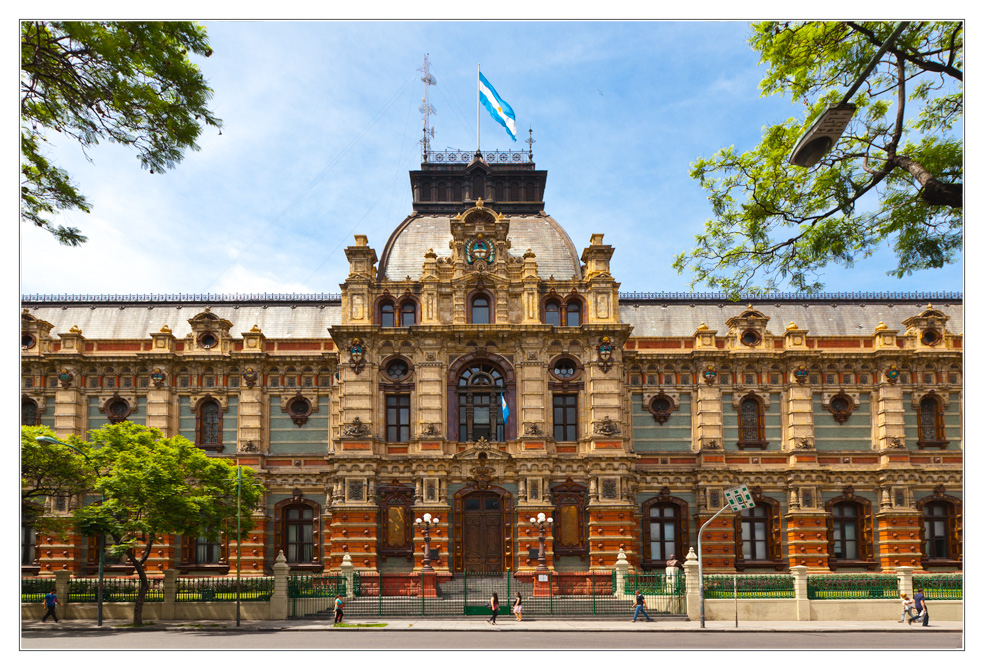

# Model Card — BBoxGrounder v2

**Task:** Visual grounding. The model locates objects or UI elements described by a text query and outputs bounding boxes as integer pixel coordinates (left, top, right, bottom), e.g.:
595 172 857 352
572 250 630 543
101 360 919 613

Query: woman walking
512 592 523 622
488 592 499 624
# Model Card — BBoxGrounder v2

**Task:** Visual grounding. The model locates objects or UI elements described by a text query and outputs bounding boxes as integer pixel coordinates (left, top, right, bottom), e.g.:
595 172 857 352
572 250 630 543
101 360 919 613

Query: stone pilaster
270 551 289 620
145 387 177 437
53 387 86 439
874 383 906 451
790 564 810 621
694 383 723 452
785 385 814 450
785 512 829 569
237 386 267 452
876 510 922 570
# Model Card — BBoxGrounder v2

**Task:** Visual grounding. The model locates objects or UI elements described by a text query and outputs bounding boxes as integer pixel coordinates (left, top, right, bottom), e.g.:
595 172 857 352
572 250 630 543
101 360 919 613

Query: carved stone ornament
523 423 545 437
597 336 615 373
842 485 855 499
794 437 814 450
702 366 717 385
885 365 900 384
150 368 167 388
421 423 440 437
342 417 371 438
239 440 259 453
58 369 73 388
794 365 809 384
887 436 905 449
242 368 259 387
595 415 621 436
933 484 946 498
350 338 366 375
465 234 496 265
701 438 721 450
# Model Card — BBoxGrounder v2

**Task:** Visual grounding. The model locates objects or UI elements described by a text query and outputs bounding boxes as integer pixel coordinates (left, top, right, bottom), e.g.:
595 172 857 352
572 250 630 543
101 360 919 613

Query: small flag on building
479 71 517 141
500 388 510 422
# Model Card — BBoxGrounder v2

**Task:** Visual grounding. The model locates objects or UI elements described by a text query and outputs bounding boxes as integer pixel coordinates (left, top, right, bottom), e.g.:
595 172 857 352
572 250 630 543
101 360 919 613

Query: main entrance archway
452 484 513 573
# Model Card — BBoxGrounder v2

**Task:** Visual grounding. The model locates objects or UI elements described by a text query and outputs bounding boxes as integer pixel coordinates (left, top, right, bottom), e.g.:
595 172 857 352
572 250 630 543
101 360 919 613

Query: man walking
912 588 930 626
41 589 59 623
632 590 652 622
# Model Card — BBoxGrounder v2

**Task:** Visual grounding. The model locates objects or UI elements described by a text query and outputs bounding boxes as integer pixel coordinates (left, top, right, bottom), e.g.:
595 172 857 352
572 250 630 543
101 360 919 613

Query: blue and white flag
479 72 517 141
500 388 510 422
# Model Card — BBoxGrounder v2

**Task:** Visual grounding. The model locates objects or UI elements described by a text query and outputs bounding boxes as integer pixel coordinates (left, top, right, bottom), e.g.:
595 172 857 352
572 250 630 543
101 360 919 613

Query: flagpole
476 63 480 153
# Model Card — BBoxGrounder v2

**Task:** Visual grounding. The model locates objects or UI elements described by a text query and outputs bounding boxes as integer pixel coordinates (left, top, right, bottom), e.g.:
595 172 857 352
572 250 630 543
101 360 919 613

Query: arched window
285 505 314 563
21 398 39 426
917 395 947 448
734 496 783 569
551 480 587 556
544 299 562 326
457 362 505 441
825 497 874 568
379 300 396 328
922 501 955 561
22 523 37 567
641 497 688 569
400 301 417 327
196 399 222 450
737 395 767 449
470 293 492 324
565 300 582 327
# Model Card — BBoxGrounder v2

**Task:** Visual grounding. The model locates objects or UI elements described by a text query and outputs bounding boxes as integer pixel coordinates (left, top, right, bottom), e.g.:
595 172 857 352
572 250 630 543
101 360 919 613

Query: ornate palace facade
21 152 962 577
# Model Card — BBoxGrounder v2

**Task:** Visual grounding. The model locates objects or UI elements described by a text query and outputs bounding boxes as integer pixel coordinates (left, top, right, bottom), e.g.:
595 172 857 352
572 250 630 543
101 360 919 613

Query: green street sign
724 484 753 511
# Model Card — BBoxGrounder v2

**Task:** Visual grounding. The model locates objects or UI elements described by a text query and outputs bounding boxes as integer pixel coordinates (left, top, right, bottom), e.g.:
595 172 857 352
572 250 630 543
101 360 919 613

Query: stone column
53 387 86 440
694 383 723 452
790 564 810 621
613 547 630 600
54 569 71 617
237 385 266 452
270 550 290 620
145 387 177 437
682 547 701 621
161 569 178 620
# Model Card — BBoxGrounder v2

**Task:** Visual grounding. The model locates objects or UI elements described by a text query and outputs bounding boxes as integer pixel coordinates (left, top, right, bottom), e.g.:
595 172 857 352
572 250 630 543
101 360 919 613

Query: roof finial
526 127 535 161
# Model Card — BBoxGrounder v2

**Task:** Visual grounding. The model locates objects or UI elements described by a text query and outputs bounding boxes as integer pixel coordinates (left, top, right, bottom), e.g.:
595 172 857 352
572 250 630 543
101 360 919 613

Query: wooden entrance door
461 493 504 572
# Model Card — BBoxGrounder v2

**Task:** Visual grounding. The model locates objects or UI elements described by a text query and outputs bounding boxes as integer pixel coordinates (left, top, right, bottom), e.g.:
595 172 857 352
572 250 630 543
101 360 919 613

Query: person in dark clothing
912 588 929 626
488 592 499 624
42 590 59 623
632 590 652 622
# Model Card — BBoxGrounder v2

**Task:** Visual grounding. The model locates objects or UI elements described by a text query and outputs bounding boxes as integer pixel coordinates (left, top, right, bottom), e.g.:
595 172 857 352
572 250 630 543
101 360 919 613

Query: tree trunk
894 155 963 208
131 557 149 626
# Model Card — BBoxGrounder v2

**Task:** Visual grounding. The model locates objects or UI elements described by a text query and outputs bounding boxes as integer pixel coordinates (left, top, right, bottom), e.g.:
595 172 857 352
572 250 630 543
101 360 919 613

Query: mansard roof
21 293 962 341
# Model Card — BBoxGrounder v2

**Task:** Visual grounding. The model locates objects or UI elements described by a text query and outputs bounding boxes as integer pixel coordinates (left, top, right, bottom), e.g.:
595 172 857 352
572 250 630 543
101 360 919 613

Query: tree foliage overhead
21 21 221 246
676 21 962 296
21 426 94 528
70 422 264 625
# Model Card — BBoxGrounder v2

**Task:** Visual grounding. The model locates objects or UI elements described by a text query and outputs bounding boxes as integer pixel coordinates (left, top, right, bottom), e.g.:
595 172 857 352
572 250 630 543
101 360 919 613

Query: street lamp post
235 465 242 627
414 513 439 572
529 512 553 572
36 435 104 627
788 21 910 167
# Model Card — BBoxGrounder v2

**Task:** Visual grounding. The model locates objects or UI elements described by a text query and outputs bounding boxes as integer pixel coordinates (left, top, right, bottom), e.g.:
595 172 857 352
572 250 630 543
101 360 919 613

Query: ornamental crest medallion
150 368 167 388
350 338 366 374
597 336 615 373
465 234 495 265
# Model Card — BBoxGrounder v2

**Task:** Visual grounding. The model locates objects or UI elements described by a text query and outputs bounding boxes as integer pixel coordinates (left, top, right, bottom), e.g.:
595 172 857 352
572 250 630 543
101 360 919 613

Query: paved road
21 629 962 650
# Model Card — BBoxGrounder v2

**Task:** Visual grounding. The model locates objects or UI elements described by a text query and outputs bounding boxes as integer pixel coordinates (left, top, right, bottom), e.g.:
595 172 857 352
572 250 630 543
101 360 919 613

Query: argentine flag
500 388 510 423
479 72 517 141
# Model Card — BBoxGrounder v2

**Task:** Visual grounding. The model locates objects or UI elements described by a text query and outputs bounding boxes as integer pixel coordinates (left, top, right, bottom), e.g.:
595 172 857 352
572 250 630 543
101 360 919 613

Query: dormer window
379 300 396 327
545 300 561 326
400 301 417 327
566 301 581 327
198 332 218 349
740 330 761 347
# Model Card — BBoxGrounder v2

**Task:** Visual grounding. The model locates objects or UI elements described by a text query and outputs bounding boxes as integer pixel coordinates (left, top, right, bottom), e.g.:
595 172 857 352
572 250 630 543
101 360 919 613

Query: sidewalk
22 617 963 634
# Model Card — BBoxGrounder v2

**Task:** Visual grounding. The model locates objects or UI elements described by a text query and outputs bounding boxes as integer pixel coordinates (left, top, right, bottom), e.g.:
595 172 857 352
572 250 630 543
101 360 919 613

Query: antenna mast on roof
418 54 437 162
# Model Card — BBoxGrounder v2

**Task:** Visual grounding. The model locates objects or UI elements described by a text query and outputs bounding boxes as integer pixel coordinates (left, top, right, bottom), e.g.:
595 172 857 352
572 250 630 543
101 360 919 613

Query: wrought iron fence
913 573 962 600
177 577 274 602
704 574 795 599
618 291 962 302
67 577 165 602
21 578 56 603
806 574 900 600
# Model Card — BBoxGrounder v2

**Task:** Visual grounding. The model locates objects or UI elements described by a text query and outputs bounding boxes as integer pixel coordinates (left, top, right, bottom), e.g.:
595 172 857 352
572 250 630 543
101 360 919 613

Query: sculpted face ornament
597 336 615 373
350 338 366 374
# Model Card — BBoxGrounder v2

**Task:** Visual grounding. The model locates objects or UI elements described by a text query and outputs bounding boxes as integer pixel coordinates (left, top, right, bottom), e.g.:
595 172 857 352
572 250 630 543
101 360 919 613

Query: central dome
376 212 583 282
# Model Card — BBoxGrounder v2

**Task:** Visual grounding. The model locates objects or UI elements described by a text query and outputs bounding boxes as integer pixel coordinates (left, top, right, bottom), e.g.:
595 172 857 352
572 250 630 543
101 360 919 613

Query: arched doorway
453 484 513 573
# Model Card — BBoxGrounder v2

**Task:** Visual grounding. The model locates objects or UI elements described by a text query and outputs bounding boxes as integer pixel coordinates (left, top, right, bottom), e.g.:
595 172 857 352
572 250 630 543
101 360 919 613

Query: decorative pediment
454 437 512 462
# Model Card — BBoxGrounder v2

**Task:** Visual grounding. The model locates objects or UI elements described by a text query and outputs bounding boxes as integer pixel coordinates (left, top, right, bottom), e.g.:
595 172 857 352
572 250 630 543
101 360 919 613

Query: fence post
54 570 70 616
270 550 290 620
682 547 701 621
340 553 355 598
614 547 630 600
791 564 810 621
162 569 177 620
896 565 914 598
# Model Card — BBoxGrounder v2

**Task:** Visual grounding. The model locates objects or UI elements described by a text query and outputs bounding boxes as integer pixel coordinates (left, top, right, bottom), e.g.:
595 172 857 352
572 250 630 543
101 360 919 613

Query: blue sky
18 20 964 297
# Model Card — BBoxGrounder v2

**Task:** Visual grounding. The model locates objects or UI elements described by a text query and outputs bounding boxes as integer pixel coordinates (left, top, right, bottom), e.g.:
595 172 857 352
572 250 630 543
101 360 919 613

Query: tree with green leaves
21 21 222 246
676 21 962 297
21 426 94 531
71 422 264 625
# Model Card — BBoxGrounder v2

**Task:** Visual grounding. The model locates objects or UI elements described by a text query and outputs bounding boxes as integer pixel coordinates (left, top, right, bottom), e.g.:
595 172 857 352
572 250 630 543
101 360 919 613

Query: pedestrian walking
632 590 652 622
333 595 344 624
512 592 523 622
899 593 916 623
488 592 499 624
41 590 59 623
912 588 930 627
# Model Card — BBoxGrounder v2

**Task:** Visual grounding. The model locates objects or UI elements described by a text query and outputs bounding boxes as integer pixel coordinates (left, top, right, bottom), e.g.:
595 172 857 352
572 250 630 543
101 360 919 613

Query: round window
385 359 410 381
552 358 577 379
921 330 941 346
830 397 851 413
199 332 219 349
651 397 672 414
289 398 311 415
740 330 761 346
22 333 36 349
